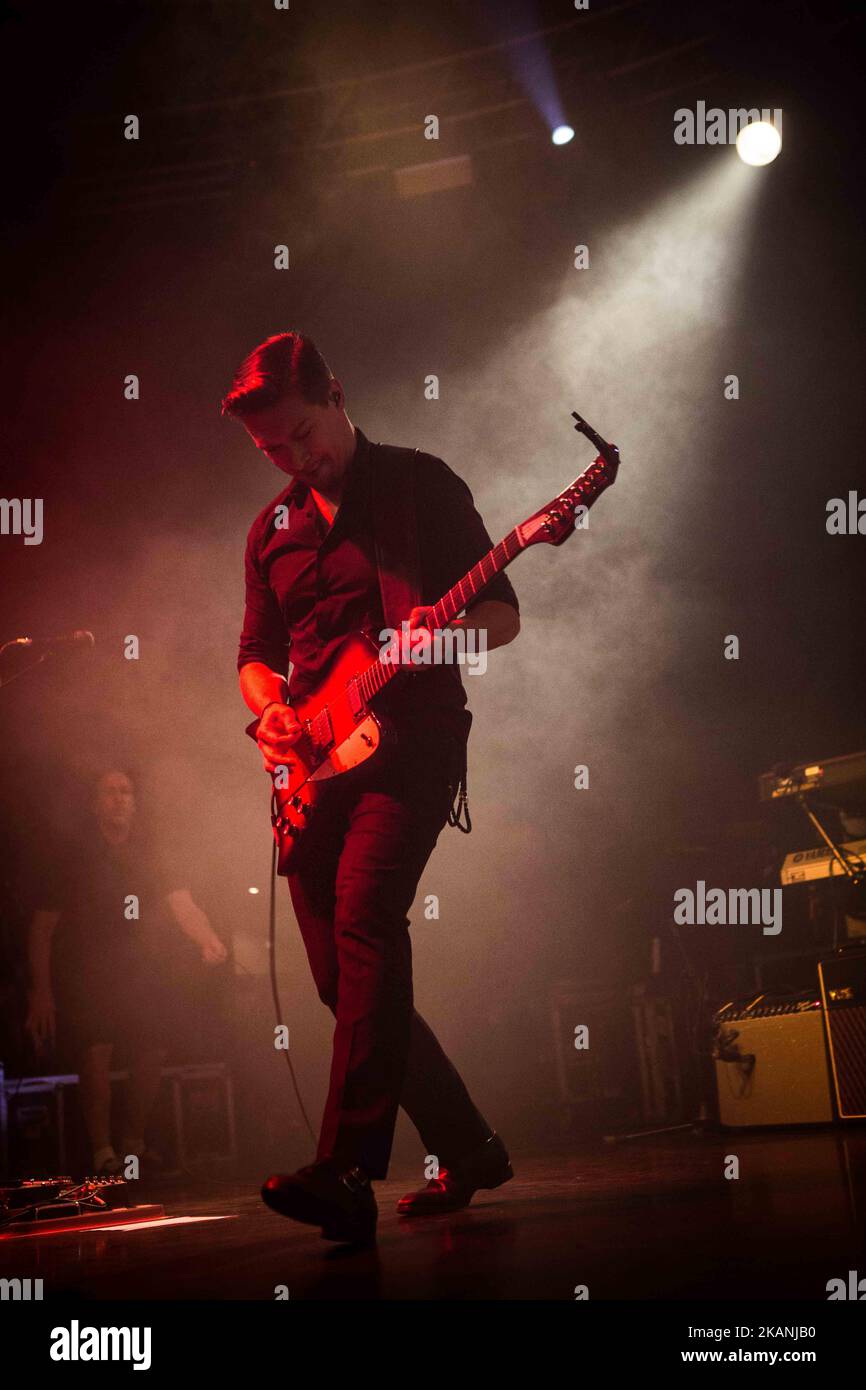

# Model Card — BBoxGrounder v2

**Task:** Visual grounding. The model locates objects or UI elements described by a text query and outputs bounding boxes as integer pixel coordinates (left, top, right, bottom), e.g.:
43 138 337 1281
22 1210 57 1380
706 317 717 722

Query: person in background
25 767 227 1177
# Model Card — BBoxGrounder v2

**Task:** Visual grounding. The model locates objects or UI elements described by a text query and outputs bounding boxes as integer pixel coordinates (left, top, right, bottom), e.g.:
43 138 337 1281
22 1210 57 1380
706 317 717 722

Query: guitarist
223 331 521 1244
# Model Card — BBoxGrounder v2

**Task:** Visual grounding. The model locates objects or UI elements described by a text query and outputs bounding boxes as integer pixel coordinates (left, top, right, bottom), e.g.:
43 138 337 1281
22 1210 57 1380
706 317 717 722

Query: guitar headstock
518 443 621 548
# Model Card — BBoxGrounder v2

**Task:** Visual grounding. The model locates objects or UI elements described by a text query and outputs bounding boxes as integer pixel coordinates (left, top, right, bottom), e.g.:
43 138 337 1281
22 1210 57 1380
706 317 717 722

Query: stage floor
4 1127 866 1300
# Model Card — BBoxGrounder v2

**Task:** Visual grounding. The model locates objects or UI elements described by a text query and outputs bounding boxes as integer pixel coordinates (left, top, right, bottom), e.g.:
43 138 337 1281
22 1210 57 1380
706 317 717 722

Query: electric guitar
248 412 621 874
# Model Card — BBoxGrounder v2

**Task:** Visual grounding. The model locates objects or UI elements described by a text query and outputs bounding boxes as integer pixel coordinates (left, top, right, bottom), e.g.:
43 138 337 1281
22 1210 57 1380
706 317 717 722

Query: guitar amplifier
818 951 866 1119
713 994 835 1127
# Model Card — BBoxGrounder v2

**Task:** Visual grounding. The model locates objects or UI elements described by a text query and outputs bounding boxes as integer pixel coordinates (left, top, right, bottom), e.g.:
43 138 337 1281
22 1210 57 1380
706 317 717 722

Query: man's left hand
400 606 439 672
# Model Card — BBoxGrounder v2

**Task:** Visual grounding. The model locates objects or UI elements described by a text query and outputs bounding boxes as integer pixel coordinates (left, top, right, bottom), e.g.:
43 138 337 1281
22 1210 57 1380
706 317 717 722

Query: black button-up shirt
237 426 519 747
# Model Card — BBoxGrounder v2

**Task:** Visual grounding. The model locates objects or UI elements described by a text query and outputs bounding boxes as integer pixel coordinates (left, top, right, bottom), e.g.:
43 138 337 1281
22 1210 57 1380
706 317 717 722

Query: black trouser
286 732 492 1179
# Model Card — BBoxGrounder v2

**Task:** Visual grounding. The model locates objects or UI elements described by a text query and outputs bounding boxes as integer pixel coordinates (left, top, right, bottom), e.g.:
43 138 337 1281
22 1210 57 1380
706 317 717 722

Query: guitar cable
267 813 318 1146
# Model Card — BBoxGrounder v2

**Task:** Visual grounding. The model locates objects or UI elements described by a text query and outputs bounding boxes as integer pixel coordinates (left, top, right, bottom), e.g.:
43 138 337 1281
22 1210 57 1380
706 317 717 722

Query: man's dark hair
221 332 334 417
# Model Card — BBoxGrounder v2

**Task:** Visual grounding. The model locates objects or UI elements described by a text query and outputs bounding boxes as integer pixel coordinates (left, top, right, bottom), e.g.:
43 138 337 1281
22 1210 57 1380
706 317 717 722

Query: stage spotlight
736 120 781 166
552 125 575 146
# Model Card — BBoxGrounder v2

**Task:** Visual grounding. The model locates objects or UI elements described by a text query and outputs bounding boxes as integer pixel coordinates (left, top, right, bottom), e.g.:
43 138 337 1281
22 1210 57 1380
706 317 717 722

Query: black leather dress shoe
261 1161 377 1244
397 1131 513 1216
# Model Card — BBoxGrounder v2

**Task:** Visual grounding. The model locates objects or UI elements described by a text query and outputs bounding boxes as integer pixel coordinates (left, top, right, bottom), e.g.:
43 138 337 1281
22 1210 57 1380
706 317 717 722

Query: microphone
4 630 96 654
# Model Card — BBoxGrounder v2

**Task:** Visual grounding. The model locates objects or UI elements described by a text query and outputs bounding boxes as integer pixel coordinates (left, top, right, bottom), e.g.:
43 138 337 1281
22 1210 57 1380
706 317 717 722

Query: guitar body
264 630 394 874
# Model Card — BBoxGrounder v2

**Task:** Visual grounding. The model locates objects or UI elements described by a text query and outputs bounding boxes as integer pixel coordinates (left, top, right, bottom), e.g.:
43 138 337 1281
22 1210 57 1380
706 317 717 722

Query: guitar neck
431 526 524 629
356 527 524 705
356 438 619 707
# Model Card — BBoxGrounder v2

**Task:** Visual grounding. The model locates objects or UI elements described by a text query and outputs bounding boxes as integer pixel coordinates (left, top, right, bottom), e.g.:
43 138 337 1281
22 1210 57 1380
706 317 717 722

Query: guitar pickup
346 678 366 721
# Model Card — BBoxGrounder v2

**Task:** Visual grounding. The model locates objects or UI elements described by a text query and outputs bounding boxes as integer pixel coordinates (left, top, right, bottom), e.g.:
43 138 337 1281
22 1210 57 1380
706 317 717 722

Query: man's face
241 387 349 493
94 771 135 828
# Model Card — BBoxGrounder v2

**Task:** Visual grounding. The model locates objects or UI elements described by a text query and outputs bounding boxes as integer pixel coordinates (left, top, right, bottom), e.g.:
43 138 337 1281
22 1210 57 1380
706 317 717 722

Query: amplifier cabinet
819 952 866 1119
714 1005 834 1127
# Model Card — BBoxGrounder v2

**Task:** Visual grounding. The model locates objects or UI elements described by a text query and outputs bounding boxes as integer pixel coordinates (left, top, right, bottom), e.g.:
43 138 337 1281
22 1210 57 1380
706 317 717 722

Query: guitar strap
370 444 422 634
370 443 471 834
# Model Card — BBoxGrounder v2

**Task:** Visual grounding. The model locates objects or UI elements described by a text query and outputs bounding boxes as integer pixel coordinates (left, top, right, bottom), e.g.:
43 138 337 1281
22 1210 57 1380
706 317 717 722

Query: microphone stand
0 637 93 691
0 639 63 690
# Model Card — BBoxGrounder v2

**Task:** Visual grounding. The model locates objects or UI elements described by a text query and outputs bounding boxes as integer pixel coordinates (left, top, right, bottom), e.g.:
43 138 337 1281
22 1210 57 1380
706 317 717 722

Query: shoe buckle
340 1166 370 1195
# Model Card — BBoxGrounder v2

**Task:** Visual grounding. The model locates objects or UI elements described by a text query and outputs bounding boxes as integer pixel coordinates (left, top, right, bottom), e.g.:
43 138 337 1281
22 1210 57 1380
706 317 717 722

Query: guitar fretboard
355 525 524 705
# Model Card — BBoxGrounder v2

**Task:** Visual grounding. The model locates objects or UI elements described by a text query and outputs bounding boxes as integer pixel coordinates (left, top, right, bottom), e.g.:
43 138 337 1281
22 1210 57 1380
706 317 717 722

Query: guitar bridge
304 707 334 752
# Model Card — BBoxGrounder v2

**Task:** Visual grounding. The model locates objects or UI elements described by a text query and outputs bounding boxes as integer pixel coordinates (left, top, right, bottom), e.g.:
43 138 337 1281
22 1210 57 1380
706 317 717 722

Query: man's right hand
26 987 56 1052
256 702 304 774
